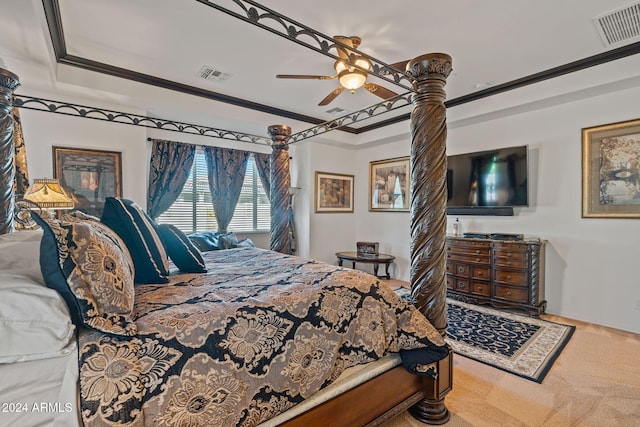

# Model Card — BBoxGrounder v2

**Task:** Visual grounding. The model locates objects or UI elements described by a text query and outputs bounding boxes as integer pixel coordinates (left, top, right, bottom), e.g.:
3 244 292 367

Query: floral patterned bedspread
78 247 446 426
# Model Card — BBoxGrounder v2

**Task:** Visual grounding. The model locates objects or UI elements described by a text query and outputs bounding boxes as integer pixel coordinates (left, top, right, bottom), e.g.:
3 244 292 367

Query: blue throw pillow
101 197 169 283
188 231 221 252
31 211 137 336
156 224 207 273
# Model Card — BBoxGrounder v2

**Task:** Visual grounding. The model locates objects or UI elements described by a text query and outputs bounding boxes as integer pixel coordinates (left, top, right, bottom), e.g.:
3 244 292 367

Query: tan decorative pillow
32 211 137 336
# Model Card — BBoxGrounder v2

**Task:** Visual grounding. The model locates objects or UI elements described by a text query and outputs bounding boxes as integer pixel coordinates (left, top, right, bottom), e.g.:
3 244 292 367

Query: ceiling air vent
593 1 640 48
325 107 346 115
197 66 232 82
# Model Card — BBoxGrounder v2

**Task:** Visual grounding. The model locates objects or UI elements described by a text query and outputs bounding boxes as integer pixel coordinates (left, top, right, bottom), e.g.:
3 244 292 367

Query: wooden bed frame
0 50 454 425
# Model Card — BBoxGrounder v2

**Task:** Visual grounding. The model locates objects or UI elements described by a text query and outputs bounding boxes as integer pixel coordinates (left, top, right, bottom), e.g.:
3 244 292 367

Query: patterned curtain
254 151 271 200
203 146 249 233
147 139 195 220
12 108 29 199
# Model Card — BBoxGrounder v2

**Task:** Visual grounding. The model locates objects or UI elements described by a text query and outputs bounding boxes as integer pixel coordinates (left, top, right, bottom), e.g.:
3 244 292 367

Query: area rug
394 288 575 383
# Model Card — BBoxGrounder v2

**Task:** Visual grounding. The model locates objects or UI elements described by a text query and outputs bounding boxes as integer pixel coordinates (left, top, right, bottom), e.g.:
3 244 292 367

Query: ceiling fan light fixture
334 59 349 74
354 56 372 71
338 69 367 91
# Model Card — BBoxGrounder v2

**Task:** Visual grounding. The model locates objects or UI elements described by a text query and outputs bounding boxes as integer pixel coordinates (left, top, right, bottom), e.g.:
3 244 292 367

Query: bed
0 35 453 427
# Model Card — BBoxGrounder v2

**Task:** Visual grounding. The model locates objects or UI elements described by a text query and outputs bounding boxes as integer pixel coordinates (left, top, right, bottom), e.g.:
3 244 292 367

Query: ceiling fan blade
364 83 399 100
318 87 345 106
276 74 336 80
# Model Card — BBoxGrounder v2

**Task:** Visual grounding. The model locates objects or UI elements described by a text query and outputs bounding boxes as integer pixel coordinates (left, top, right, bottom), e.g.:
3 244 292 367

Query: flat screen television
446 145 528 215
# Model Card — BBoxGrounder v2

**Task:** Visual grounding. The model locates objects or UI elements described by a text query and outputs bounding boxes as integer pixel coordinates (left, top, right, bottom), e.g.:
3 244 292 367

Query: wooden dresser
446 235 547 316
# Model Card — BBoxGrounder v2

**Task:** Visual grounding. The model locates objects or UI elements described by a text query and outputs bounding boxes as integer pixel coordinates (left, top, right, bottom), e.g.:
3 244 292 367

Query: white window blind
157 149 270 234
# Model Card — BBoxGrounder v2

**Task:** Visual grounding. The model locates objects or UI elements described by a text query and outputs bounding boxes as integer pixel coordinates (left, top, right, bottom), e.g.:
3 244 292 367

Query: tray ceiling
2 0 640 144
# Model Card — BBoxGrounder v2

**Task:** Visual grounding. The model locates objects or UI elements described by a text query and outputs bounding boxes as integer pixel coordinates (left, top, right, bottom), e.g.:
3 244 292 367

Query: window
157 148 270 234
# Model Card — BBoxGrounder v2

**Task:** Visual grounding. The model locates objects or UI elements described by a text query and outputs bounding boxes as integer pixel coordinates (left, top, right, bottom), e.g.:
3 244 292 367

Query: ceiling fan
276 36 402 106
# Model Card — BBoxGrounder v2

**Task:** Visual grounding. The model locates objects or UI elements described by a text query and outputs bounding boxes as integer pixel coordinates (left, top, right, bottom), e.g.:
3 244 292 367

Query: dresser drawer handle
507 291 512 296
477 271 483 276
507 275 512 280
476 258 480 262
477 287 483 292
507 253 512 257
507 261 512 265
458 282 465 289
458 267 464 273
475 249 480 254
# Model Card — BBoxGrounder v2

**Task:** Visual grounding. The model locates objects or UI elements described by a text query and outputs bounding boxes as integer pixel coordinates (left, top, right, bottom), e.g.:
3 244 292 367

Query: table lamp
23 177 74 212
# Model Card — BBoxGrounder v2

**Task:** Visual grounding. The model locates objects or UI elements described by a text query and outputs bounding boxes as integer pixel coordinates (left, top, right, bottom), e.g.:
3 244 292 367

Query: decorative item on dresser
446 235 547 316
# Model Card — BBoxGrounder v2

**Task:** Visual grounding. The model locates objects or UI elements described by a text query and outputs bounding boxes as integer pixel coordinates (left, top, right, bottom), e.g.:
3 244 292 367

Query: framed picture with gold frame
314 171 354 213
582 118 640 218
369 156 410 212
53 146 122 217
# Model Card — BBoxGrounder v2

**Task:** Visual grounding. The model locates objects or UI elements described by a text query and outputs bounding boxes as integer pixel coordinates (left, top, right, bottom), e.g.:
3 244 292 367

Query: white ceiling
2 0 640 145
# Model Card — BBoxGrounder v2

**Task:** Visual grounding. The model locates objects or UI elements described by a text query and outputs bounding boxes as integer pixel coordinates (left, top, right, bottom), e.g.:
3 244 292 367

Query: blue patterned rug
394 288 575 383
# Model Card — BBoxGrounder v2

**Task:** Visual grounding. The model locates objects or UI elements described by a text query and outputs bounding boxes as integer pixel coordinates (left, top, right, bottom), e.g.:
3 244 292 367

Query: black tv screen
447 145 528 208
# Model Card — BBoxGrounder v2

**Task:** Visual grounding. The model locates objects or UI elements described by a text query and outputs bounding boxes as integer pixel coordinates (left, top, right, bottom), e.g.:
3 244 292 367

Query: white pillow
0 273 75 363
0 230 45 284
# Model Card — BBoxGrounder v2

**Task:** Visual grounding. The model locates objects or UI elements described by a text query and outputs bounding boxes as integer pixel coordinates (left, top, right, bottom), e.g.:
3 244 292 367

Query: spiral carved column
0 68 20 235
12 108 30 199
406 53 453 425
407 53 452 334
268 125 293 254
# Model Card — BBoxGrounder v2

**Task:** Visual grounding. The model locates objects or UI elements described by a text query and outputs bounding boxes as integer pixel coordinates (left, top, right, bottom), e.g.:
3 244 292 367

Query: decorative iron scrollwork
196 0 415 91
288 92 413 144
13 95 272 146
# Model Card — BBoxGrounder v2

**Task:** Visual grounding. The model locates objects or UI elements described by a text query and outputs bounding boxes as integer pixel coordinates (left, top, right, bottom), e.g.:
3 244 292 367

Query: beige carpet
384 282 640 426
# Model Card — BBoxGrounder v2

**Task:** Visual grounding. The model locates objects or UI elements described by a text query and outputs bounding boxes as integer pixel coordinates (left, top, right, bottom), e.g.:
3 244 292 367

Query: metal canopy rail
17 0 425 144
195 0 416 92
14 92 417 145
288 92 414 144
13 95 272 146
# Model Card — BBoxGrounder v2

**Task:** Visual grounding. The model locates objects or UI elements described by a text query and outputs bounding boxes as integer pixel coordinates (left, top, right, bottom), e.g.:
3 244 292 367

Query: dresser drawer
453 263 470 277
493 285 528 303
492 242 527 252
448 246 491 256
470 281 490 296
493 256 528 269
446 252 491 265
471 266 490 280
452 278 469 293
494 269 528 286
446 276 454 290
446 261 454 274
447 239 491 250
493 248 528 259
447 245 491 257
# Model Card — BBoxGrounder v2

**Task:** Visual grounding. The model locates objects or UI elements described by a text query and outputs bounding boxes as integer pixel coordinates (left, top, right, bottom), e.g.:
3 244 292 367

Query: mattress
0 343 81 427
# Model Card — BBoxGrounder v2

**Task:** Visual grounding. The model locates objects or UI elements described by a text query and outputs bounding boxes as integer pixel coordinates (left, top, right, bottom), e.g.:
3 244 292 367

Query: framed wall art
369 156 410 212
582 118 640 218
53 146 122 217
315 171 354 213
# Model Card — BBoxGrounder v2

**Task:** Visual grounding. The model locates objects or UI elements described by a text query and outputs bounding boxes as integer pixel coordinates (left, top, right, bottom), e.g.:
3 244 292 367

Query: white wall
294 142 358 263
14 72 640 334
349 85 640 334
18 104 273 250
20 109 149 205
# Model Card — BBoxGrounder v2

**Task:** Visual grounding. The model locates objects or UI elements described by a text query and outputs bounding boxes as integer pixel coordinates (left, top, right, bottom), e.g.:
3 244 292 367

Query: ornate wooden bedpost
406 53 453 424
268 124 293 254
0 67 20 235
